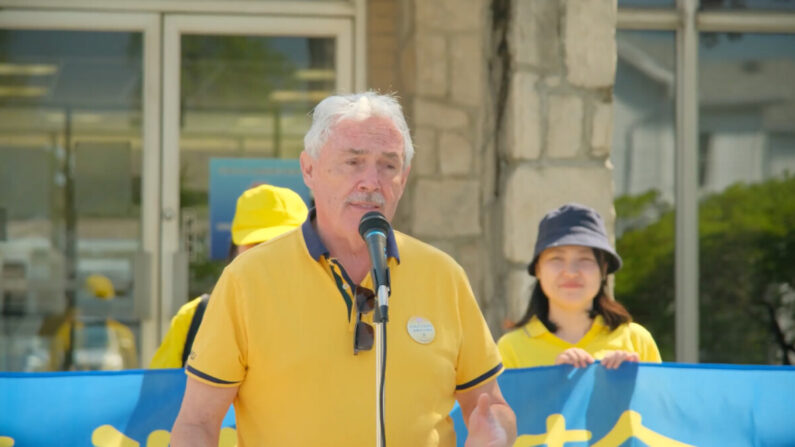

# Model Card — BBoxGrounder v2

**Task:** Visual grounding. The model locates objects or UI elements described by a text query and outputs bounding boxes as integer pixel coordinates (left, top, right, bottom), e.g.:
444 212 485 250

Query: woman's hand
600 350 640 369
554 348 595 368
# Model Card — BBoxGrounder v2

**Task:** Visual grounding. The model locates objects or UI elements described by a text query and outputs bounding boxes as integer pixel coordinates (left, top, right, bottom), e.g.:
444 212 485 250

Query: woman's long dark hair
227 241 239 263
513 249 632 332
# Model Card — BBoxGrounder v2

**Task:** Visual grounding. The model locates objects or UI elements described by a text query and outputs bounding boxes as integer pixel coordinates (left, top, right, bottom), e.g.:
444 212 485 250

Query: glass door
161 15 354 336
0 11 161 371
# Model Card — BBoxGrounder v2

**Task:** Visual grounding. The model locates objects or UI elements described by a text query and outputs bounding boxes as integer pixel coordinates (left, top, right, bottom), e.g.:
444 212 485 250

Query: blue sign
208 158 311 260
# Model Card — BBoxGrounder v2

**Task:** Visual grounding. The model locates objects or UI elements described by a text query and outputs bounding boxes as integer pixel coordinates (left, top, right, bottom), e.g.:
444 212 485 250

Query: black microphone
358 211 391 291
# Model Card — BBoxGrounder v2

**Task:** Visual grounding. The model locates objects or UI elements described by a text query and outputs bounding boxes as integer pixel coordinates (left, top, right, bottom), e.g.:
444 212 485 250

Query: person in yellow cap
48 274 138 370
85 273 116 299
149 184 308 368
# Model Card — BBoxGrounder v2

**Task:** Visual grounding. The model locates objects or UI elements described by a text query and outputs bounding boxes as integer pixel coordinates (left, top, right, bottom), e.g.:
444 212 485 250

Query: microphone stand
374 281 389 447
359 211 392 447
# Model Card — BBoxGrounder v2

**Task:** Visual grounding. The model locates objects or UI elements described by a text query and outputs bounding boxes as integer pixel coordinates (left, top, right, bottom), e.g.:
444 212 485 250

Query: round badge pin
407 316 435 344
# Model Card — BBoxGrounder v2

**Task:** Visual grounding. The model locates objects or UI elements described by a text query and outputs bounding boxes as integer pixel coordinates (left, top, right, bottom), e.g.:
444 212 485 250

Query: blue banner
0 369 235 447
2 363 794 446
452 362 795 446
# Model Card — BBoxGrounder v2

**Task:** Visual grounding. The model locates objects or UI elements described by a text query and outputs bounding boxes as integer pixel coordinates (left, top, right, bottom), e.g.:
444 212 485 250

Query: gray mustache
346 192 385 206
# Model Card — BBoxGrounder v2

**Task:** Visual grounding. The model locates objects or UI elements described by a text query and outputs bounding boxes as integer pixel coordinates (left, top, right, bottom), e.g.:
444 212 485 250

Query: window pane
612 31 677 360
179 35 335 298
700 0 795 11
0 30 144 371
619 0 675 8
698 33 795 364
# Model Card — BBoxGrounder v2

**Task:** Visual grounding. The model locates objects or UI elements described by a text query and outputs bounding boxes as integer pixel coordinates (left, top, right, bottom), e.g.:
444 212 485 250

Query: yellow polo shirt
186 218 502 446
497 315 661 368
149 296 203 369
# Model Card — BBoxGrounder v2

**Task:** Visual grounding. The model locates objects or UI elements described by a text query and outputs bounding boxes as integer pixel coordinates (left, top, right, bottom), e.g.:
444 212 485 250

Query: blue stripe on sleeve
186 365 240 385
455 363 504 391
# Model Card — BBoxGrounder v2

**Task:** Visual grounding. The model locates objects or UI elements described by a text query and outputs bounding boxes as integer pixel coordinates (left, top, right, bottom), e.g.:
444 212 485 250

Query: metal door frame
160 13 357 339
0 10 162 364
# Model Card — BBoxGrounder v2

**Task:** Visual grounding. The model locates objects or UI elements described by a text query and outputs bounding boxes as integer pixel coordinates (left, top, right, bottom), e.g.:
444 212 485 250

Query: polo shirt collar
525 314 606 338
301 208 400 263
526 317 549 338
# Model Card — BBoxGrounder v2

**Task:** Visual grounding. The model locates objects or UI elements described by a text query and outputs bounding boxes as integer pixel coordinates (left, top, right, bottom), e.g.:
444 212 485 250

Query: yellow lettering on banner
90 425 237 447
219 427 238 447
0 436 15 447
91 425 139 447
513 411 693 447
591 411 694 447
514 414 591 447
145 430 170 447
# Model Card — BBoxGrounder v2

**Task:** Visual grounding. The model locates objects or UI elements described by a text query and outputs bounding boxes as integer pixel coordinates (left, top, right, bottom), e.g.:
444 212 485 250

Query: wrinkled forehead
325 115 404 155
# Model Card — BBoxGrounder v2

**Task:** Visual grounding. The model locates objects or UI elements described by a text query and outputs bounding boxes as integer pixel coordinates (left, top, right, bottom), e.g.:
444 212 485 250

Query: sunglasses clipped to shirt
354 286 376 355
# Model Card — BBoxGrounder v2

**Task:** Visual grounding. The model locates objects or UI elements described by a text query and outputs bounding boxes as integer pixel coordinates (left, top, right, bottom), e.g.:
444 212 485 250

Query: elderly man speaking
171 92 516 447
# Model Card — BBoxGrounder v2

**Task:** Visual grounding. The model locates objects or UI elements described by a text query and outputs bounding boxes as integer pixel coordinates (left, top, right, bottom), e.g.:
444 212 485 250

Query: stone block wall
367 0 398 92
501 0 618 327
369 0 619 335
388 0 498 329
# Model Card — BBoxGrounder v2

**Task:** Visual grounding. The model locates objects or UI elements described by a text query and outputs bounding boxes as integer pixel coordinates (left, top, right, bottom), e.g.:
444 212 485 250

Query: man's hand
456 380 517 447
464 393 511 447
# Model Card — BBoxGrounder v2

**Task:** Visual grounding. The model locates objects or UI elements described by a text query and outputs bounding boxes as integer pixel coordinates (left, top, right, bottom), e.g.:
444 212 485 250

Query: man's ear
299 151 314 187
394 163 411 202
400 164 411 188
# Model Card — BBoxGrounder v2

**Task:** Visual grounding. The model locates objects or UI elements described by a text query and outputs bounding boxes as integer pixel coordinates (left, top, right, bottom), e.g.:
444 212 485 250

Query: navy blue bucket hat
528 203 622 276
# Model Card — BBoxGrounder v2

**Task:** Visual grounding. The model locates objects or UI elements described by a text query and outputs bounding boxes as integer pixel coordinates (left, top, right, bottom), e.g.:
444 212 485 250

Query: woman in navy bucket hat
498 203 661 369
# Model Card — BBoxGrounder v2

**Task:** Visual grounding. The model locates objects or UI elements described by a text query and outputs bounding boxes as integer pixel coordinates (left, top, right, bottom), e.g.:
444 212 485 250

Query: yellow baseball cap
85 274 115 299
231 184 309 246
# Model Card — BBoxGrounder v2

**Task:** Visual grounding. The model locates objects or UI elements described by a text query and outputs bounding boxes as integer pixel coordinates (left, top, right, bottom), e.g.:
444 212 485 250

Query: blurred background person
48 273 137 371
149 184 308 368
498 203 661 369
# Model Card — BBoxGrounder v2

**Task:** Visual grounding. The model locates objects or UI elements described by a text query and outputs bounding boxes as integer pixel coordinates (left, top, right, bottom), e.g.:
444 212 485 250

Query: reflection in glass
612 30 677 360
618 0 675 8
0 30 143 371
698 33 795 364
178 35 335 298
699 0 795 11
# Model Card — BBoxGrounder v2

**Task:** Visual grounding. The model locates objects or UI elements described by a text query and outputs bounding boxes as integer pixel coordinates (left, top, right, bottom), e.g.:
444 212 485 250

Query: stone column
501 0 619 325
382 0 619 335
367 0 398 92
391 0 499 327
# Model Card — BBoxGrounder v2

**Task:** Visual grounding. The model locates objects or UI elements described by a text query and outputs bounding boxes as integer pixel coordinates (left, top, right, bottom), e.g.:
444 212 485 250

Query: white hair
303 91 414 168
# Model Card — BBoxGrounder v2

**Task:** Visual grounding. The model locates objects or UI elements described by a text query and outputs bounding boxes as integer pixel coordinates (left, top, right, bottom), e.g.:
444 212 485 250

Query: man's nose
357 163 380 191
